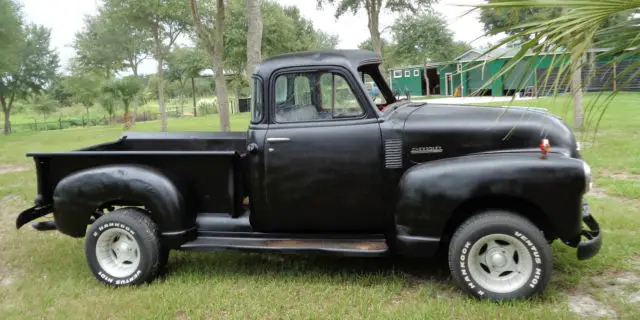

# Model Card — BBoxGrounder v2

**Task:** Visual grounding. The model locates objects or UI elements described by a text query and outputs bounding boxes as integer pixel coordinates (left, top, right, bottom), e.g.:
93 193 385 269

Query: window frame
404 70 410 77
393 70 403 78
413 69 420 77
250 76 264 124
269 66 373 125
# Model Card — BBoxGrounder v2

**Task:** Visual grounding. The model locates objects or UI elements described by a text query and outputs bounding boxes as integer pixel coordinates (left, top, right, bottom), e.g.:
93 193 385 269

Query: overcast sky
19 0 498 75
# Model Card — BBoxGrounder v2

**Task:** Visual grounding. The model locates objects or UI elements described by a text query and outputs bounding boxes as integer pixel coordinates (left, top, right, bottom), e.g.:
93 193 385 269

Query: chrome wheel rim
467 234 534 294
95 228 140 278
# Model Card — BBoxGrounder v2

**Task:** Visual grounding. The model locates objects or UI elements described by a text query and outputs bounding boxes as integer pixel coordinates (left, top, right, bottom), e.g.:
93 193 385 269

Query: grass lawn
0 93 639 319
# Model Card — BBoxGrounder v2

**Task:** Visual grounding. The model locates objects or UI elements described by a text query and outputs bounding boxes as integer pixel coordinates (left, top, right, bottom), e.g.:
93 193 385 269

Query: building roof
254 49 382 78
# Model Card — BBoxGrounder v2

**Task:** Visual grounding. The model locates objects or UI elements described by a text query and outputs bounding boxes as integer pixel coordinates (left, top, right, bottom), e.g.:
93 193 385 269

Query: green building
389 47 640 97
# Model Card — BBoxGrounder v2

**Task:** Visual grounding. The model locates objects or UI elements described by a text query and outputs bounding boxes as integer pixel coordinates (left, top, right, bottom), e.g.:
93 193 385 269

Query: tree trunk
570 49 584 131
2 107 10 136
215 0 230 132
246 0 263 87
191 77 197 116
154 23 167 132
366 1 384 73
123 101 133 130
423 60 430 96
1 94 13 135
157 58 167 131
132 66 139 125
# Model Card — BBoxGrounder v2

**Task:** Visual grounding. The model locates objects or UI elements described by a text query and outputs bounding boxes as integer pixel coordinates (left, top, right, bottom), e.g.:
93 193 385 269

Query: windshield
358 64 397 112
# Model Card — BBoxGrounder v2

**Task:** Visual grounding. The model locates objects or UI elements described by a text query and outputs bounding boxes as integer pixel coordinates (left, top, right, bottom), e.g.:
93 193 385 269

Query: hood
400 103 579 163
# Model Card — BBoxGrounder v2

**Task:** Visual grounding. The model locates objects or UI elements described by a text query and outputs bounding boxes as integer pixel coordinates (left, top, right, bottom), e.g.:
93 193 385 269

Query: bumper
16 204 53 230
575 201 602 260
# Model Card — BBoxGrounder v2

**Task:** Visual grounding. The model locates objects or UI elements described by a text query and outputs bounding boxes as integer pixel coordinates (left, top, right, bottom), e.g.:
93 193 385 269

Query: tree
73 14 123 78
0 25 59 135
358 38 401 67
65 63 105 116
391 12 458 96
191 0 231 132
103 76 143 129
98 91 119 125
74 6 152 125
314 31 340 50
0 0 22 76
474 0 637 131
246 0 263 85
29 94 58 121
104 0 192 132
49 76 73 107
317 0 438 71
166 46 209 116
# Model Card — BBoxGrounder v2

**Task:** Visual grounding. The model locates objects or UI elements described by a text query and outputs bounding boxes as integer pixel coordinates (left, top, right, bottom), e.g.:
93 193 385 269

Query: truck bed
28 131 248 217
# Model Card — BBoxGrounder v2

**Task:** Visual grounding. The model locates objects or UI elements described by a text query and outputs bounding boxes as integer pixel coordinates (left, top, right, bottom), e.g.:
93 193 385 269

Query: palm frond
464 0 639 135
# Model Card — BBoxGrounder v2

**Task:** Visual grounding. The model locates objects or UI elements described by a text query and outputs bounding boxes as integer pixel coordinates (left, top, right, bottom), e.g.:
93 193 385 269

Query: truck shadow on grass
165 250 453 288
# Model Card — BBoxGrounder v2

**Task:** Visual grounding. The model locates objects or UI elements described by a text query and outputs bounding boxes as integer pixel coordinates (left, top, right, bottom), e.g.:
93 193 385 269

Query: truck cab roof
253 49 383 79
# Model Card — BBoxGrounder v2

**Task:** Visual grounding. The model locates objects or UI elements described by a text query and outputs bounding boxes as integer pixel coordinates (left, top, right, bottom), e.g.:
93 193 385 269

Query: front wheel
448 211 553 300
85 208 163 286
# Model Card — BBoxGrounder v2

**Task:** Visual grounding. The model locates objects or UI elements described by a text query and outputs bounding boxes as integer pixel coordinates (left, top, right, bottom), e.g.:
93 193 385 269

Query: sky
19 0 499 75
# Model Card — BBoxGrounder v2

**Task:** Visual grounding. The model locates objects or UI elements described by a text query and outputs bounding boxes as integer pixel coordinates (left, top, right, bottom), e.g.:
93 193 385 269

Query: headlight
582 161 592 193
576 142 581 151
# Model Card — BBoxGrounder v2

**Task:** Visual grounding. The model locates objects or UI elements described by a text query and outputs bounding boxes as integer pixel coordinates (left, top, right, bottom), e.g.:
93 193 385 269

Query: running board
180 235 389 257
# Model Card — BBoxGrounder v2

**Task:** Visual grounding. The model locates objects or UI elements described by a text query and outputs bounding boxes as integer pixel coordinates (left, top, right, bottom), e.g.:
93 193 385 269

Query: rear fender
394 153 587 256
52 165 193 247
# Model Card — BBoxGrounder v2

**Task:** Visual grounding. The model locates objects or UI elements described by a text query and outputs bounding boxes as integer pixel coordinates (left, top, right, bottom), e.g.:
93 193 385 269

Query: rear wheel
448 211 553 300
85 208 163 286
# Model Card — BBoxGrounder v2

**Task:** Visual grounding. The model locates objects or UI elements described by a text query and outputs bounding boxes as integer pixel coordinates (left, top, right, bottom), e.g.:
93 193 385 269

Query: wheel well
441 195 556 244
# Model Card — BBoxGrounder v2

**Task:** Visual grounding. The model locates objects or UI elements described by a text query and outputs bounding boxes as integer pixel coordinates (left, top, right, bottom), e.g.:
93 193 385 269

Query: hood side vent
384 139 403 169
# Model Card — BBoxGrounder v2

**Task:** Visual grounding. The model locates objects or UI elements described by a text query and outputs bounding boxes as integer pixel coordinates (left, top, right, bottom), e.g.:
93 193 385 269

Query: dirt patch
0 274 15 287
598 170 640 181
0 164 29 175
568 295 617 318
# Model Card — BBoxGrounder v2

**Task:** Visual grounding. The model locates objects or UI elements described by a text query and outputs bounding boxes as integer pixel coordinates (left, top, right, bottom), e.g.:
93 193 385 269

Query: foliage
73 5 153 77
97 92 119 122
28 94 59 120
391 12 459 64
48 77 73 107
64 65 105 112
317 0 438 69
470 0 639 132
0 24 59 135
166 46 209 99
104 0 193 131
103 76 143 114
0 0 23 75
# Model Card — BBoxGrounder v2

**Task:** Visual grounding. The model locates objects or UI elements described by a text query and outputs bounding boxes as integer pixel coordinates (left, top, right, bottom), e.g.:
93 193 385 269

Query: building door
445 73 453 96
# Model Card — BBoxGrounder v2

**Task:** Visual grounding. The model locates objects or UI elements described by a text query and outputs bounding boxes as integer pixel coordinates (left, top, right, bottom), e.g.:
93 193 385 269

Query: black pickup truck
16 50 601 300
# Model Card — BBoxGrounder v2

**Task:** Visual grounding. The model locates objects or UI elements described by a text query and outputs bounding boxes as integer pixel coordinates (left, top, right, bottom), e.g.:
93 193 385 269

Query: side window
404 70 410 77
250 77 262 123
274 71 364 123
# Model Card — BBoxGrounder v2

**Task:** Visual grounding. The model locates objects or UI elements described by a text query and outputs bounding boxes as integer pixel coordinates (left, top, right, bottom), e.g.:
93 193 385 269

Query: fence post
33 119 37 131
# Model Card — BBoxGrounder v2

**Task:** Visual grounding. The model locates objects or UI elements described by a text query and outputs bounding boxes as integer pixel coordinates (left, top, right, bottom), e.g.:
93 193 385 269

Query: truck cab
16 50 601 300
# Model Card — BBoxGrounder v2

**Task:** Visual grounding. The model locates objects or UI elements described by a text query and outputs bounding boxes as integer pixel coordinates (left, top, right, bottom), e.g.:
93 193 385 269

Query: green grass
1 93 639 319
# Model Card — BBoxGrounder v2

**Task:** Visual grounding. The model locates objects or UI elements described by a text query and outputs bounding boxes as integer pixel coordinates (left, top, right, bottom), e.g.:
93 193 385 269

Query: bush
197 98 218 115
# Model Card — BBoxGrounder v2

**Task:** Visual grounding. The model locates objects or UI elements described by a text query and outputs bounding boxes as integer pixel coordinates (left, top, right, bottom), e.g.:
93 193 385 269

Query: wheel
448 211 553 300
85 207 163 286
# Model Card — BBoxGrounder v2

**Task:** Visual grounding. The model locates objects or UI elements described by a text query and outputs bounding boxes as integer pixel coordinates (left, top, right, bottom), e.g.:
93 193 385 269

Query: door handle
266 137 291 143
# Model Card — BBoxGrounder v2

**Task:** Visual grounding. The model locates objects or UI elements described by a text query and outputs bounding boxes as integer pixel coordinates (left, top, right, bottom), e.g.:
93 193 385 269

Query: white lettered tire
448 211 553 300
85 208 163 286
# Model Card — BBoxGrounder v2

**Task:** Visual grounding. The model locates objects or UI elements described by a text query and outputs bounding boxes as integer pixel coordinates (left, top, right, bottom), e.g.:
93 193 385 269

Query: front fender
395 152 588 251
53 165 192 246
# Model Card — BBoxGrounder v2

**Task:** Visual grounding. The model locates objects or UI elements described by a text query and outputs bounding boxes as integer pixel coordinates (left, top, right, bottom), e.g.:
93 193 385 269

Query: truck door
257 68 385 233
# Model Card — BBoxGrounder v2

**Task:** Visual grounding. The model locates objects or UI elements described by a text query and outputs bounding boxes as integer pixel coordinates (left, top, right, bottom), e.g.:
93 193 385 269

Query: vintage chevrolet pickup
16 50 601 300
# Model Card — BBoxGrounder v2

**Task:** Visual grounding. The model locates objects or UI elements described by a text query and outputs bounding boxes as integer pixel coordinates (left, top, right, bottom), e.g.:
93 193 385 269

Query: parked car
16 49 601 300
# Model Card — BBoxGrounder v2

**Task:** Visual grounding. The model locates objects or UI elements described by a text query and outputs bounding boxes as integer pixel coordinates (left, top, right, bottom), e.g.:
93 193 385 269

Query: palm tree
467 0 639 132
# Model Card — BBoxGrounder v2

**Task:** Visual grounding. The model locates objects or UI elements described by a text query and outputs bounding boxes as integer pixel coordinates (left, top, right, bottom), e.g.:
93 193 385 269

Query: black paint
16 49 600 261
